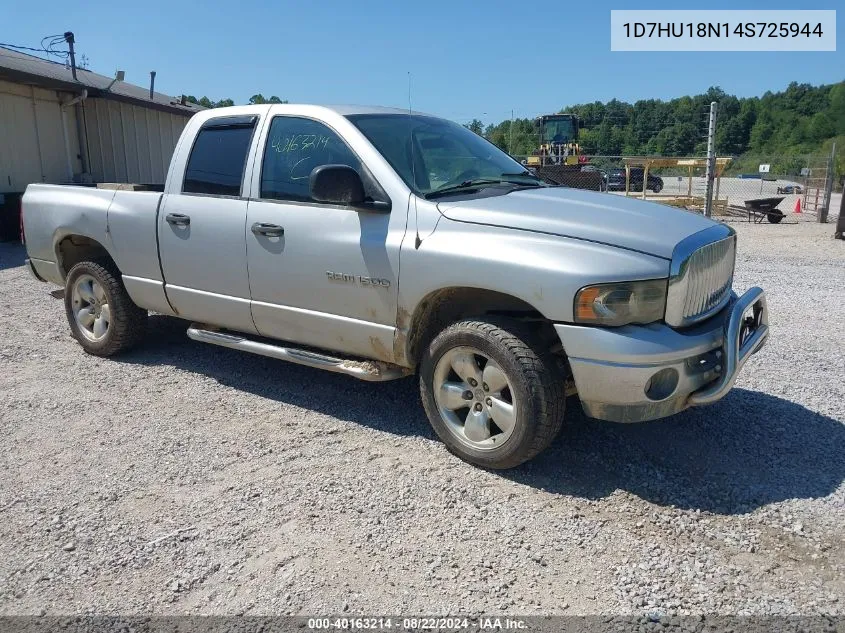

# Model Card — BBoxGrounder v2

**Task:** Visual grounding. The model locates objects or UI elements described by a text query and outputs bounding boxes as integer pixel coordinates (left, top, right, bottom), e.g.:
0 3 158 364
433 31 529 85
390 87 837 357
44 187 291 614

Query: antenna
409 71 421 249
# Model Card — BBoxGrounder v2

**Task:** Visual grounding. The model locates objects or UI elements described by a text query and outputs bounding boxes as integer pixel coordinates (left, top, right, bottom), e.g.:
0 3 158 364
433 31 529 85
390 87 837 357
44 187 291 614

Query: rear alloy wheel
64 260 147 356
71 274 111 342
420 318 566 469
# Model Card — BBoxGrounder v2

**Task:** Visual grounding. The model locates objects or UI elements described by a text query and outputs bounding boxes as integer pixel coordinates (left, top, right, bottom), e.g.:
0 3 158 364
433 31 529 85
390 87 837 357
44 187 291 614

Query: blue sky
5 0 843 125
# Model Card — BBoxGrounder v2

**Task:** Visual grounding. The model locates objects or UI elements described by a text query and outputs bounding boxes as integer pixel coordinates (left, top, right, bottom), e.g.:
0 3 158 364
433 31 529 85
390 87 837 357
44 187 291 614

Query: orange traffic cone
794 198 802 214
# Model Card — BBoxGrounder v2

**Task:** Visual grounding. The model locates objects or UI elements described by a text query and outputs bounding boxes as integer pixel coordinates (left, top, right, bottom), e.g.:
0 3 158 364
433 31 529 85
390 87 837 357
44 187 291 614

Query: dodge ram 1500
22 104 769 469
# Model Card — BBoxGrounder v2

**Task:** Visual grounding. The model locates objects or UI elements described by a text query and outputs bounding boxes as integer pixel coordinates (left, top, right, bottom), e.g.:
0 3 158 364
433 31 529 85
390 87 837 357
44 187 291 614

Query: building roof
0 46 203 116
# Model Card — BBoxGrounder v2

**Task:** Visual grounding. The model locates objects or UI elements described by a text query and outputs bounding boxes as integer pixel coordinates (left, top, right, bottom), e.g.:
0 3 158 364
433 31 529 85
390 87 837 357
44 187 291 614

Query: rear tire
652 181 663 193
420 318 566 469
64 260 147 356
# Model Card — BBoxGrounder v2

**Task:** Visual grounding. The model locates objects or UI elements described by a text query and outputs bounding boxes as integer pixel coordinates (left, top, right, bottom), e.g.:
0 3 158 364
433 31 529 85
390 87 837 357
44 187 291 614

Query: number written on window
260 117 360 203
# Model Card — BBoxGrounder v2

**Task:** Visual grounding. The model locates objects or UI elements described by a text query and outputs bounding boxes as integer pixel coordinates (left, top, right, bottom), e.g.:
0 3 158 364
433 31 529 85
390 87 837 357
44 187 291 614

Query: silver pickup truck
22 104 769 469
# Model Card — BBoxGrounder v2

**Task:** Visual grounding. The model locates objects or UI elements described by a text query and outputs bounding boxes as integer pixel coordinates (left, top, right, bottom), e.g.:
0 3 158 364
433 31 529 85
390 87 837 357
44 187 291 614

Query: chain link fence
512 151 839 225
708 151 838 223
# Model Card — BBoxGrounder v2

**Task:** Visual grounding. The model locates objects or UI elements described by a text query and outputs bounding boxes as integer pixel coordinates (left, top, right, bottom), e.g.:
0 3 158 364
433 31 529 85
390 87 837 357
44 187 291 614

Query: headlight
574 279 667 326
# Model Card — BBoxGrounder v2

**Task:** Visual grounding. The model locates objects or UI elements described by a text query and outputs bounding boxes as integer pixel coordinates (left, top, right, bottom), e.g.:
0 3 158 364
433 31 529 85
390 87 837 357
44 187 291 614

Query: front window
347 114 538 197
260 116 360 203
543 118 575 144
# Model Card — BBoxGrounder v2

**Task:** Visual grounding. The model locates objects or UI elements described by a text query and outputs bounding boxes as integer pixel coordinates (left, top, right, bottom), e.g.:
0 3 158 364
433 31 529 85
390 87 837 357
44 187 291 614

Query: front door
246 115 403 361
158 115 258 334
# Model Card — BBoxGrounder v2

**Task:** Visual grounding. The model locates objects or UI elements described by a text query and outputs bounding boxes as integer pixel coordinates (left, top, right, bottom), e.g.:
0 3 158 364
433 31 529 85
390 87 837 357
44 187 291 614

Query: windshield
543 117 576 144
347 114 532 196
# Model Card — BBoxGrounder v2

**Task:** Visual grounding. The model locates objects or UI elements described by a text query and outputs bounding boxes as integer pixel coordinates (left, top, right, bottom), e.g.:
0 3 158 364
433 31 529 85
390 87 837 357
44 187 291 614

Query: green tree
514 80 844 162
184 94 285 108
828 84 845 135
809 113 835 143
749 110 775 151
248 94 287 104
465 119 484 135
184 95 234 108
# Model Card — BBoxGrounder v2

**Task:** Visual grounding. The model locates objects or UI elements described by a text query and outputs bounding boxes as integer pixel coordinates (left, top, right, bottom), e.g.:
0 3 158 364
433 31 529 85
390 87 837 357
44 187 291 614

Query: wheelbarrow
744 197 785 224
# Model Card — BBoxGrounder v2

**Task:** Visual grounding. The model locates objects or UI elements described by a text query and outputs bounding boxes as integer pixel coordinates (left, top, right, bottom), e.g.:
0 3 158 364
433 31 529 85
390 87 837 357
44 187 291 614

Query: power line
0 34 70 60
42 34 71 59
0 42 52 53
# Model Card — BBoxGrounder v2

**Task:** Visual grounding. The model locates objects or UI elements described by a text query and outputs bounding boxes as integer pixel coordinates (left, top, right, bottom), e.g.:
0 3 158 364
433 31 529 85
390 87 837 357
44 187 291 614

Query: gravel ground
0 220 843 617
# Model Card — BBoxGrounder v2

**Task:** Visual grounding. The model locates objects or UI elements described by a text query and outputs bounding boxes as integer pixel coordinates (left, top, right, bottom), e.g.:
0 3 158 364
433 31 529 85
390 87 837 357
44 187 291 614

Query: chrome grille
666 227 736 327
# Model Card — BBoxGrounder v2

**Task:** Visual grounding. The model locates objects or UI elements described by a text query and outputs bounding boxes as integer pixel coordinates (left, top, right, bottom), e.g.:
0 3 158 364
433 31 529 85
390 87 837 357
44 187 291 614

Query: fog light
645 368 679 401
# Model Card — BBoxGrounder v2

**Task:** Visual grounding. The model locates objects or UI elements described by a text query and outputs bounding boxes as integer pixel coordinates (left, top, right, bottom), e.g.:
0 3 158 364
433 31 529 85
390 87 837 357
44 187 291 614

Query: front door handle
165 213 191 227
251 222 285 238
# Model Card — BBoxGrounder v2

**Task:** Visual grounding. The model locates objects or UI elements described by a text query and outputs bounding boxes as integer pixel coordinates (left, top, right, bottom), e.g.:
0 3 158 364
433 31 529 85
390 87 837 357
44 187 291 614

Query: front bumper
555 287 769 423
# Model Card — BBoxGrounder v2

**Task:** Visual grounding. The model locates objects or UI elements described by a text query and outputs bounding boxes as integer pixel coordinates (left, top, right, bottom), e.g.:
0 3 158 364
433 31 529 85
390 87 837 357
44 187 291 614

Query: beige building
0 45 203 237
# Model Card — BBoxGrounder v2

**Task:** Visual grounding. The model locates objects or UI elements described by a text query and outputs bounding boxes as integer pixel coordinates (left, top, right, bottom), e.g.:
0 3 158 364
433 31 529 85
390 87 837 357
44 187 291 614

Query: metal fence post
509 109 515 156
819 141 835 223
704 101 718 218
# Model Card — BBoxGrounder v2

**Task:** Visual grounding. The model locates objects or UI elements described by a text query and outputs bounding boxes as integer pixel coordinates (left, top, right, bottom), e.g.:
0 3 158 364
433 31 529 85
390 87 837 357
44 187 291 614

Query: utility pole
703 101 718 218
64 32 77 81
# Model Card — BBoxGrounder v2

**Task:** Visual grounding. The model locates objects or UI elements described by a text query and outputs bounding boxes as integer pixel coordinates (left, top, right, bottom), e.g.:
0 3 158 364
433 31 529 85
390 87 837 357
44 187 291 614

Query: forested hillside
474 82 844 170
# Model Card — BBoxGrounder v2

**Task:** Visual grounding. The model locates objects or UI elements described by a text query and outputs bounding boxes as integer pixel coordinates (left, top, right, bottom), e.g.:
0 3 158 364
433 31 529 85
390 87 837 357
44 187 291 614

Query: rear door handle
165 213 190 227
251 222 284 238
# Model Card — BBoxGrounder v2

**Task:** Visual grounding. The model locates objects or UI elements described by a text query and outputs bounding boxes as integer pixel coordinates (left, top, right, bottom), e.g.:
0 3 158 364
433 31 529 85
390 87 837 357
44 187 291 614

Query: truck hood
436 187 717 259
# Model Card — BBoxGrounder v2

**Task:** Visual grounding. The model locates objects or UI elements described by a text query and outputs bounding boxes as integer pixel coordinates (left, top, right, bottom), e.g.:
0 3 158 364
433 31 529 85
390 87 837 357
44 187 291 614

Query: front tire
420 318 566 469
64 260 147 356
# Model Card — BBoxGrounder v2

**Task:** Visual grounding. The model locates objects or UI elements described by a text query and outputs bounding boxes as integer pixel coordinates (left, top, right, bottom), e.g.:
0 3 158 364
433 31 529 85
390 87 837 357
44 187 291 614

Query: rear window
183 119 256 196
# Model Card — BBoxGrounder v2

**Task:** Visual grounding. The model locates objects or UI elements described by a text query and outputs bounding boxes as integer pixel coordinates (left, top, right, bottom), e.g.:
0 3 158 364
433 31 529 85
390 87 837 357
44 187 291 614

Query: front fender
396 217 670 359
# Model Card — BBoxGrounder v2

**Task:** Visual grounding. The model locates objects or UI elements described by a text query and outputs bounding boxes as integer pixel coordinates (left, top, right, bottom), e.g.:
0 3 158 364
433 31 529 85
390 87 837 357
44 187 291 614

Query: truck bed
22 184 166 312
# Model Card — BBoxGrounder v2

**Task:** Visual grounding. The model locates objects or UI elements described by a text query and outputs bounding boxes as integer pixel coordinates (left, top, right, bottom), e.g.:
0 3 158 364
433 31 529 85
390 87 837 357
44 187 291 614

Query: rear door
157 115 259 333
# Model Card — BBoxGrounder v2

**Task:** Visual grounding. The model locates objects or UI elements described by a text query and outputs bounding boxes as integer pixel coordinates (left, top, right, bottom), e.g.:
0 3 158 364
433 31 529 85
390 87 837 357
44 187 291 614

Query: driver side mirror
310 165 390 212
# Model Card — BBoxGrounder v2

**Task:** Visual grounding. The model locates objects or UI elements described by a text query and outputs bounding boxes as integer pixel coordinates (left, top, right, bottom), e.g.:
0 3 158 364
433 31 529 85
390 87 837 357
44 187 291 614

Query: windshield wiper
501 170 543 182
425 179 506 199
499 171 549 188
426 174 547 199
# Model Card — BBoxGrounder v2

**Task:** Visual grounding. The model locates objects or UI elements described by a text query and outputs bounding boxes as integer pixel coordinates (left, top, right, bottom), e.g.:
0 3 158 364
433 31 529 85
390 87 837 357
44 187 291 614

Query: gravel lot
0 219 843 617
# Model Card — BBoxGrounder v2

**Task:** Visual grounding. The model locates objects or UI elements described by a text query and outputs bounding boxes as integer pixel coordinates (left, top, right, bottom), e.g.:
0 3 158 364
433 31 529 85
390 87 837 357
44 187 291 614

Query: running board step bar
186 325 410 382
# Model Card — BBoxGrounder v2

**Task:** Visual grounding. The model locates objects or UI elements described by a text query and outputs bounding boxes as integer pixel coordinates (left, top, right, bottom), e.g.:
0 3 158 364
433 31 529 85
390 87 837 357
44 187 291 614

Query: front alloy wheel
433 346 518 450
420 318 566 469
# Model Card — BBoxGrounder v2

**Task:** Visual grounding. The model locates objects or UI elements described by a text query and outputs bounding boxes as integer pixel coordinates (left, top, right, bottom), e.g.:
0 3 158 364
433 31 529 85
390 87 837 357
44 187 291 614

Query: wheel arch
54 233 118 281
400 286 559 368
